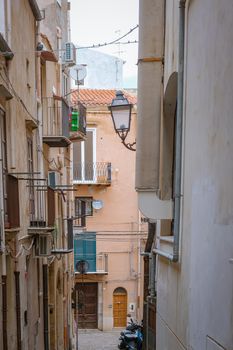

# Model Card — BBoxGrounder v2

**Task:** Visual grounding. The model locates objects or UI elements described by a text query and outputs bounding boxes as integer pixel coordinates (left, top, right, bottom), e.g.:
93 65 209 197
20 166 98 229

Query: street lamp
108 91 136 151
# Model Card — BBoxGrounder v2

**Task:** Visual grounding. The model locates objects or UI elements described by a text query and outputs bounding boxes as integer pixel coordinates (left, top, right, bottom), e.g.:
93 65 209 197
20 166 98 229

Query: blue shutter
74 232 96 272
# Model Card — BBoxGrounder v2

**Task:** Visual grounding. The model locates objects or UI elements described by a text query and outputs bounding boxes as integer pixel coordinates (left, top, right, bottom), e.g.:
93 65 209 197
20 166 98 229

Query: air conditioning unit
48 171 60 189
34 235 51 257
64 42 76 66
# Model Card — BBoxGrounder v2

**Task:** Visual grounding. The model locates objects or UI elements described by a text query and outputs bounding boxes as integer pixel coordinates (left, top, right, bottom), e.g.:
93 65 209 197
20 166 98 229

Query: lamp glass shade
111 105 132 132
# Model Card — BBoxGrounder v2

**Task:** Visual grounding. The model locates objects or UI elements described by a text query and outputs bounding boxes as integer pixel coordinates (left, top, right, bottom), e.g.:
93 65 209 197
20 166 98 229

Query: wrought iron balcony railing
42 97 71 147
28 186 55 231
70 102 86 141
74 253 108 274
73 162 111 185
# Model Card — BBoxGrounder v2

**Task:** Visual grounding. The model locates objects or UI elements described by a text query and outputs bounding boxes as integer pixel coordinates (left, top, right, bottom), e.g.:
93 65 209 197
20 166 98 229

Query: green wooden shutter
74 233 96 272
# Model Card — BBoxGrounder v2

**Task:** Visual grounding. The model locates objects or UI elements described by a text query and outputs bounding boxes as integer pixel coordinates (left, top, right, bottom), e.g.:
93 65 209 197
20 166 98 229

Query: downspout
1 193 7 349
14 271 22 350
154 0 186 262
150 253 156 297
43 264 49 350
2 274 7 350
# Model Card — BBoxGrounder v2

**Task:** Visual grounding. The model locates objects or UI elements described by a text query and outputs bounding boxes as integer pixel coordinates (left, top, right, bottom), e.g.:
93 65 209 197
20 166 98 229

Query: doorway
113 287 127 327
76 282 98 328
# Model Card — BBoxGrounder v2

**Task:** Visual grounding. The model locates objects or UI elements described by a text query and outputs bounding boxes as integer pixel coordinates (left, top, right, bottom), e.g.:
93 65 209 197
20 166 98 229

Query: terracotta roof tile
71 89 137 107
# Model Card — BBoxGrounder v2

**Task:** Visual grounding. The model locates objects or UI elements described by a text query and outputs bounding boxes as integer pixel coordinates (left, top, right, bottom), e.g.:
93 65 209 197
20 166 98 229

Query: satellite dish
69 64 87 85
92 200 103 210
76 260 89 274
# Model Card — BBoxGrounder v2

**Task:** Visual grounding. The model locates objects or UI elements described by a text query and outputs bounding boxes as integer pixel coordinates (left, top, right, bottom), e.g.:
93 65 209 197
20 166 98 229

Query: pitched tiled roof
71 89 137 107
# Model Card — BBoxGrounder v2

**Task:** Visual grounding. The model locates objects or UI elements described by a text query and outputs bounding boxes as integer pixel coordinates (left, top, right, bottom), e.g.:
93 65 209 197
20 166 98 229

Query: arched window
161 72 178 200
113 287 127 295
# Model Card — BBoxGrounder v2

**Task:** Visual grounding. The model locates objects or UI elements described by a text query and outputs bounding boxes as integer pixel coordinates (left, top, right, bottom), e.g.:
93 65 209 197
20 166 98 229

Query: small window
75 197 93 227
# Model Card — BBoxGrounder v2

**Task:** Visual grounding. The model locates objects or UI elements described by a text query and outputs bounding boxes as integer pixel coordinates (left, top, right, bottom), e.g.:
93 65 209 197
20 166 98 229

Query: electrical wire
0 25 138 56
0 70 38 123
73 231 148 234
37 145 61 171
5 237 35 259
77 25 139 50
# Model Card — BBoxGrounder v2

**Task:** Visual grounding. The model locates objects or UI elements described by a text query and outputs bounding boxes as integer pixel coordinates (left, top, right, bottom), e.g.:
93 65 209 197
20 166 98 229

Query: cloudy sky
70 0 139 88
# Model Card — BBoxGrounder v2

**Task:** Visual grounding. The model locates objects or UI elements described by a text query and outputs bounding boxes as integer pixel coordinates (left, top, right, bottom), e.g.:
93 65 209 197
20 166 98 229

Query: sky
70 0 139 88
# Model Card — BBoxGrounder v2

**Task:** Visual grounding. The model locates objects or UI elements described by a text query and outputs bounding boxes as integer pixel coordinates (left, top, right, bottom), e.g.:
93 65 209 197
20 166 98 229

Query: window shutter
47 187 55 227
67 218 73 250
7 175 20 228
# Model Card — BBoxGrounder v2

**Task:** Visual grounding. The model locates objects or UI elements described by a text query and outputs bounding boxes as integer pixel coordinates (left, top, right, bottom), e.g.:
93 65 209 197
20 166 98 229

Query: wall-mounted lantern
108 91 136 151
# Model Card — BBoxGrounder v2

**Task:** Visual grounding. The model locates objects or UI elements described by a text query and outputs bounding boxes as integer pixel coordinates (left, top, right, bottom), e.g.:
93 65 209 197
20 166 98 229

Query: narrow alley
1 0 233 349
78 330 120 350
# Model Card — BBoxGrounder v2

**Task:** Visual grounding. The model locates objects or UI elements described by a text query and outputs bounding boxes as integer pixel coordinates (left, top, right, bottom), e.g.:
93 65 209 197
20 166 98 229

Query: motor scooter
118 319 143 350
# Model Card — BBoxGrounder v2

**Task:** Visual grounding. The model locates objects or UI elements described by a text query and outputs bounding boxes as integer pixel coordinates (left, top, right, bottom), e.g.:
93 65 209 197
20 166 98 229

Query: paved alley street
78 329 120 350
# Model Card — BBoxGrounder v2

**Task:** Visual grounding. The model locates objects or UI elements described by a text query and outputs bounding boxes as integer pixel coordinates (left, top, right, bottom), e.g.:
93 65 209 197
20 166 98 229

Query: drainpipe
14 271 22 350
2 274 7 350
154 0 186 262
146 301 149 350
43 264 49 350
150 253 156 297
1 209 7 349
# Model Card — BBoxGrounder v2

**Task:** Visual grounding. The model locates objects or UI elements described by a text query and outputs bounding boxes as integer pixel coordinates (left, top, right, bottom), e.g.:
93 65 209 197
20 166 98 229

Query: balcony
28 186 55 235
50 217 74 255
42 97 71 148
70 102 86 142
73 162 111 185
74 232 108 275
74 253 108 275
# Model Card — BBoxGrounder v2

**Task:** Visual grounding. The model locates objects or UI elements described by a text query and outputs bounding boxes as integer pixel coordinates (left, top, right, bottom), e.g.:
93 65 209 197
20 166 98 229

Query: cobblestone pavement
78 329 121 350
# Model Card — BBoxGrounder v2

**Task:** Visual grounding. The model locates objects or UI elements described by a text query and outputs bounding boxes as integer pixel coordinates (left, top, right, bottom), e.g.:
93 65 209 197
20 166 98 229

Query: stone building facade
136 0 233 349
0 1 81 349
71 89 146 331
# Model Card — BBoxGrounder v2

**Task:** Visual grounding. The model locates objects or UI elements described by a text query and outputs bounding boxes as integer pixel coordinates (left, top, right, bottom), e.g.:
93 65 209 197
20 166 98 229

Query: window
74 197 93 227
73 128 96 182
0 109 20 229
74 233 96 272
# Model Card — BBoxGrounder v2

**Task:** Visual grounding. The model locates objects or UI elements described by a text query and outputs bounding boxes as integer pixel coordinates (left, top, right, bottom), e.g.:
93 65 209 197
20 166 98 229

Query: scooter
118 319 143 350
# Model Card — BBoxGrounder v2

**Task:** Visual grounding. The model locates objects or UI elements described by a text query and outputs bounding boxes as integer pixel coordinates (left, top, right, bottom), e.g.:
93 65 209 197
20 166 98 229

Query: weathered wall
184 0 233 348
156 0 233 349
0 2 45 349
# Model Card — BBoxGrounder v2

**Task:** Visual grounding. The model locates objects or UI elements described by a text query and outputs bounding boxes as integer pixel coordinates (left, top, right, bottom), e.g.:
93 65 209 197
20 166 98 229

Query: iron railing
29 186 55 228
96 253 108 273
70 102 86 139
42 97 70 139
73 162 111 184
77 102 86 135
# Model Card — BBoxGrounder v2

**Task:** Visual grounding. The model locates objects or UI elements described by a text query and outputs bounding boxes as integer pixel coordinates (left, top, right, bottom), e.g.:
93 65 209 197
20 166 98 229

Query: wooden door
113 288 127 327
77 283 98 329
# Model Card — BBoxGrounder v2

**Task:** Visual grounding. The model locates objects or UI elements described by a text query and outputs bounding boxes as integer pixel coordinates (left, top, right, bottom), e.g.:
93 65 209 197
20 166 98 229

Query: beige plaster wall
74 105 146 330
156 0 233 349
0 1 74 349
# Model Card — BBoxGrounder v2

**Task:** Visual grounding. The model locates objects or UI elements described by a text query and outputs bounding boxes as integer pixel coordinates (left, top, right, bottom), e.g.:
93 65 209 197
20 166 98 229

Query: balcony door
73 128 96 183
74 232 96 272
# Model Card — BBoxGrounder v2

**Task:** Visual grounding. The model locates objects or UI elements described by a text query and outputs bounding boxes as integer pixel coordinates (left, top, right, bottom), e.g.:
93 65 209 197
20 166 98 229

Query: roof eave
28 0 42 21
